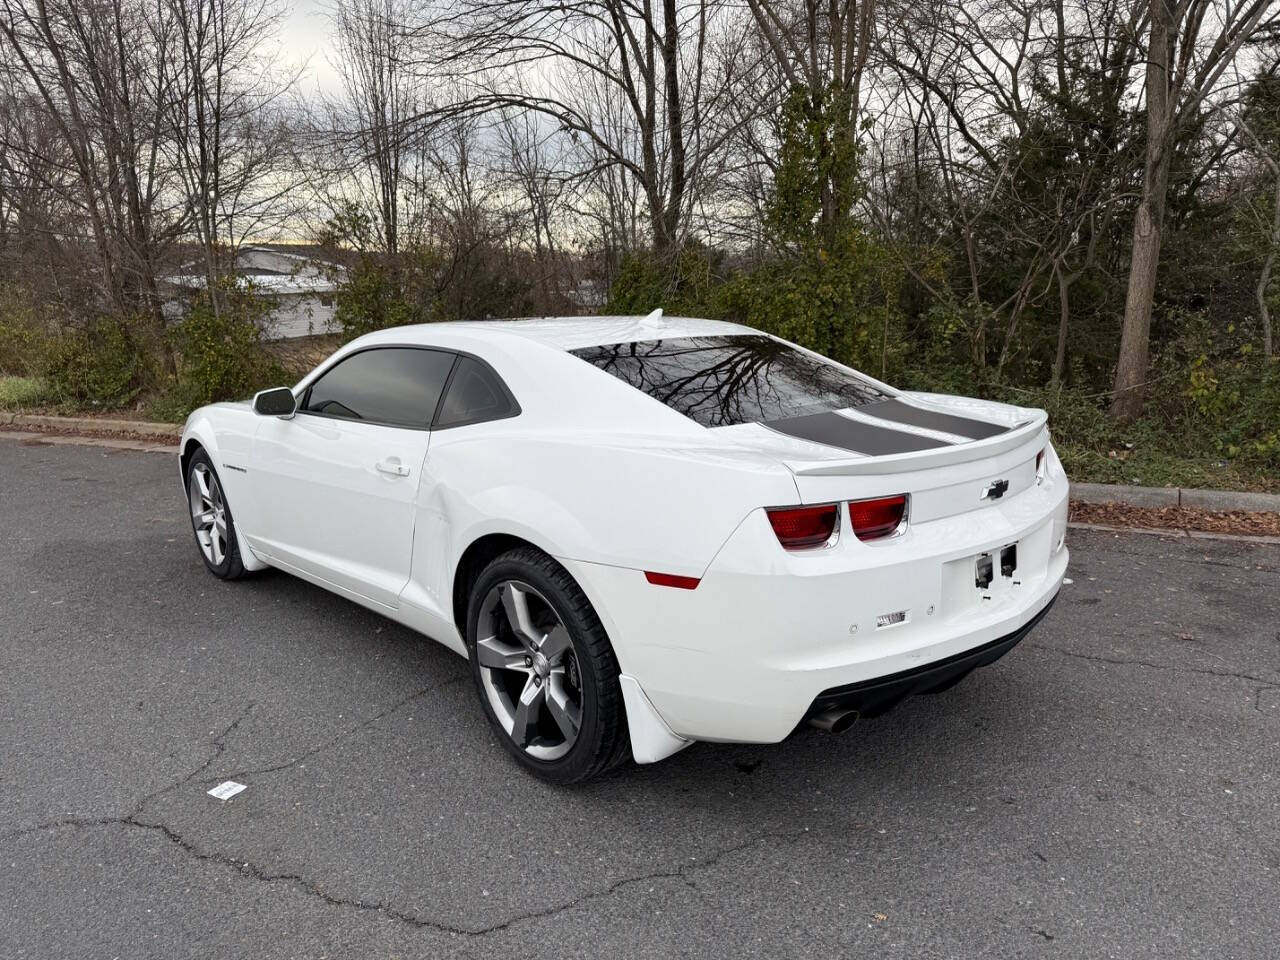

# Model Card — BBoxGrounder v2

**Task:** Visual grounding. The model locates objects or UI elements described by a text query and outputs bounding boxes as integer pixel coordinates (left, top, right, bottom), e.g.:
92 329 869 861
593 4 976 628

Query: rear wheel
466 548 629 784
186 449 247 580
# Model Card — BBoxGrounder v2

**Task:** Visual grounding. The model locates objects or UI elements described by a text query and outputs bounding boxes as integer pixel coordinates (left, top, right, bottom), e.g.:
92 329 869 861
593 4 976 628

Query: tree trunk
1111 186 1168 422
1111 0 1172 424
1053 260 1070 383
1259 174 1279 359
658 0 685 260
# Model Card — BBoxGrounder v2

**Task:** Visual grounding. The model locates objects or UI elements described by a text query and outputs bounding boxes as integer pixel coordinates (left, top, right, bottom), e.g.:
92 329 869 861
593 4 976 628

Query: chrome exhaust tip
808 707 858 734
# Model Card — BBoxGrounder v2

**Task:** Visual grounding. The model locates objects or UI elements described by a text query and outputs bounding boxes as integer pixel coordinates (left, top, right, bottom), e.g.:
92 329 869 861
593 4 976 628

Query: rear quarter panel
407 420 800 647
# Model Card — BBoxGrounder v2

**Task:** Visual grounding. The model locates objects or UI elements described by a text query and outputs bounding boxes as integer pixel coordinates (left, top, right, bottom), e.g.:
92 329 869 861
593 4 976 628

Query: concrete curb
0 429 172 454
1071 481 1280 514
6 412 181 439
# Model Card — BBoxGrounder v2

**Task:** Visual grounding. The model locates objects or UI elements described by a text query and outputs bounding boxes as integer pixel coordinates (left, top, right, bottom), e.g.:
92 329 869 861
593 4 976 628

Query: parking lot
1 433 1277 959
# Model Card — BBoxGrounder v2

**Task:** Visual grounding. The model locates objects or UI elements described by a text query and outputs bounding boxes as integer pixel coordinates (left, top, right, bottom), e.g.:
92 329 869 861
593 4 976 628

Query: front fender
179 403 267 571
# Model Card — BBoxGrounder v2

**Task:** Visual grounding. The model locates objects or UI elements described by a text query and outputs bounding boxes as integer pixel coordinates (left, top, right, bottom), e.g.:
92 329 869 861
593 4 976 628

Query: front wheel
466 548 630 784
186 449 248 580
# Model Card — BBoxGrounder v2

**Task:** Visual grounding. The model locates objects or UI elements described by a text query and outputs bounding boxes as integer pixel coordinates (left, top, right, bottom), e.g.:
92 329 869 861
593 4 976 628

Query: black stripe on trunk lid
763 412 952 456
863 398 1009 440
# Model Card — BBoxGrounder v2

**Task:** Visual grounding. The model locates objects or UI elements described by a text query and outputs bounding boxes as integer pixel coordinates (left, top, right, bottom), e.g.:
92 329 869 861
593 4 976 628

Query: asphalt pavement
1 433 1277 959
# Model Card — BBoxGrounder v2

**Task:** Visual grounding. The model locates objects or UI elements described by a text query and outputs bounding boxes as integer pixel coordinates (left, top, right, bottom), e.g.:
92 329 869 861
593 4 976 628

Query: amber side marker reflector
644 571 701 590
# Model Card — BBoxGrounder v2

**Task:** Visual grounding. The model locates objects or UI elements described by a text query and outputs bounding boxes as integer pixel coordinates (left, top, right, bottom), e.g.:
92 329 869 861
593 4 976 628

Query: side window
435 356 518 428
301 348 455 428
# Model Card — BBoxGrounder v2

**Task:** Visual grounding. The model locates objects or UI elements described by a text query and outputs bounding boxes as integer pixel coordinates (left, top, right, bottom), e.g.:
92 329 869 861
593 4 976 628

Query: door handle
375 457 411 477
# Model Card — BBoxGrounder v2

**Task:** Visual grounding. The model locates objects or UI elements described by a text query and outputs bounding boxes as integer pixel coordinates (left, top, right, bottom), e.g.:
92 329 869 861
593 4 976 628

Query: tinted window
572 335 888 427
435 356 517 428
302 348 455 428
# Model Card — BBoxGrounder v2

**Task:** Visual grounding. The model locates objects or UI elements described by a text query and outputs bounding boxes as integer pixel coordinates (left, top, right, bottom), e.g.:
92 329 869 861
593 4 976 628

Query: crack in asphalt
0 704 257 847
9 644 1274 937
1029 643 1280 689
5 814 813 938
458 827 814 936
3 669 752 940
0 667 810 937
215 673 469 783
0 674 462 850
0 816 126 844
120 814 477 935
184 701 257 786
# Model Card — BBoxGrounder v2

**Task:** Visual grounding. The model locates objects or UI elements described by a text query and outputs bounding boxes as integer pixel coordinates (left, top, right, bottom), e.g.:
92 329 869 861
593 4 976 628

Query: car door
401 353 524 624
245 346 456 608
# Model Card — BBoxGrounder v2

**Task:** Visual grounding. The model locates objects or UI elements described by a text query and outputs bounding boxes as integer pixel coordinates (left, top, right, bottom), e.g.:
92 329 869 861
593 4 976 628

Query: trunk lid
717 393 1049 524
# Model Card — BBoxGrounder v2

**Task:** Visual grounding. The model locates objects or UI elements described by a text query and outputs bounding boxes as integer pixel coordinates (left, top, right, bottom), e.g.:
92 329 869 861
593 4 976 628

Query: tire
185 448 248 581
466 547 630 784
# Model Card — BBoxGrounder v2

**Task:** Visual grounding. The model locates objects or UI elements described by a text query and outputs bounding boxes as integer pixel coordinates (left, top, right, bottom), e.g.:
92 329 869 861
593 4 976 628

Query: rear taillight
766 503 839 549
848 495 907 542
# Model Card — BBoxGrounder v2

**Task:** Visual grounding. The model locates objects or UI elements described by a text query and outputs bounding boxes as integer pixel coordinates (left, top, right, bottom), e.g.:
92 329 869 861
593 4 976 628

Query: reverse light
644 571 700 590
848 495 907 542
766 503 839 550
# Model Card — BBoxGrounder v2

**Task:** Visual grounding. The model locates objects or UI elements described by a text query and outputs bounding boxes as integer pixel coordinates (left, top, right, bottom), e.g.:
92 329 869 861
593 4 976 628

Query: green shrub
608 239 905 378
333 255 418 341
139 386 200 424
1186 355 1280 466
332 246 466 341
0 284 50 376
606 244 721 316
41 315 156 406
171 281 289 408
713 232 906 378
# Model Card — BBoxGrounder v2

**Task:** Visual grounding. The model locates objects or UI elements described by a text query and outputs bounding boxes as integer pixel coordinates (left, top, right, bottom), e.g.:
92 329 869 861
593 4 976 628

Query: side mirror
253 387 297 419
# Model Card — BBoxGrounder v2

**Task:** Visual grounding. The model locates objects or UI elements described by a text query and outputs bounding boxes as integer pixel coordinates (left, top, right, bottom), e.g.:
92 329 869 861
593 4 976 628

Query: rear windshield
571 335 888 427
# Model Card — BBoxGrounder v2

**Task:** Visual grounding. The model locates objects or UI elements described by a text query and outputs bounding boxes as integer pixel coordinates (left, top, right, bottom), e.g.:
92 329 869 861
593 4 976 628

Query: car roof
355 314 758 352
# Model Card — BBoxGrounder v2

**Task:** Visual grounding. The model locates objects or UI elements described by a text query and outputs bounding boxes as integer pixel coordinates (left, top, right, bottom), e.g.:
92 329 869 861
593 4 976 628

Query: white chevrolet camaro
179 313 1069 783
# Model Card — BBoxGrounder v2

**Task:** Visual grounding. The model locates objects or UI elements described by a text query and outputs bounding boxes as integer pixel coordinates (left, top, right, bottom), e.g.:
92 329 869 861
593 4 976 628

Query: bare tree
1111 0 1279 422
877 0 1063 371
326 0 423 258
413 0 755 260
0 72 81 304
0 0 294 344
744 0 878 242
157 0 299 306
0 0 179 334
494 110 573 310
1231 71 1280 358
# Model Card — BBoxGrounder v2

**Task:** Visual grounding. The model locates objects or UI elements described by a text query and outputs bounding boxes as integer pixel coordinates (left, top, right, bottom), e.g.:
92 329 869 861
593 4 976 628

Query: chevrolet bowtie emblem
982 478 1010 500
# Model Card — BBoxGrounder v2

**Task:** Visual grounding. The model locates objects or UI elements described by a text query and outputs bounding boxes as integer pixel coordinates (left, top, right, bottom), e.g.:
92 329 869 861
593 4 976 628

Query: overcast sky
281 0 341 97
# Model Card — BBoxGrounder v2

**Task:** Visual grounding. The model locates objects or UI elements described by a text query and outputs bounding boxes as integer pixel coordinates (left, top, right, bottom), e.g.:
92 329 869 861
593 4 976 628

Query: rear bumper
562 460 1069 745
802 593 1056 727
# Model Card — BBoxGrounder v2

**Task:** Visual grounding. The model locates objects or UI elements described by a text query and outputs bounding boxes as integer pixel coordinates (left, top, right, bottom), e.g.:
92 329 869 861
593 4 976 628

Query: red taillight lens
766 503 839 549
644 571 700 590
848 495 907 542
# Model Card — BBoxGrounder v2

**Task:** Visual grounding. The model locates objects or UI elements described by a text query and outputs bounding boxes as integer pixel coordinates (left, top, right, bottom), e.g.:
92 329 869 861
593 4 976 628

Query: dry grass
1070 501 1280 537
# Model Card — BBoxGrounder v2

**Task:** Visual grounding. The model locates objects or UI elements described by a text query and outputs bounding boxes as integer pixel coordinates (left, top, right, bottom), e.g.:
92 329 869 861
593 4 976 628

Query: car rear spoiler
782 412 1048 477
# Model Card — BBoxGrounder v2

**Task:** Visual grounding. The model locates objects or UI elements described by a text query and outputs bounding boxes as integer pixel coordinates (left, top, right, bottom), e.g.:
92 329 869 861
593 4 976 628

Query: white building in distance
162 246 345 340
